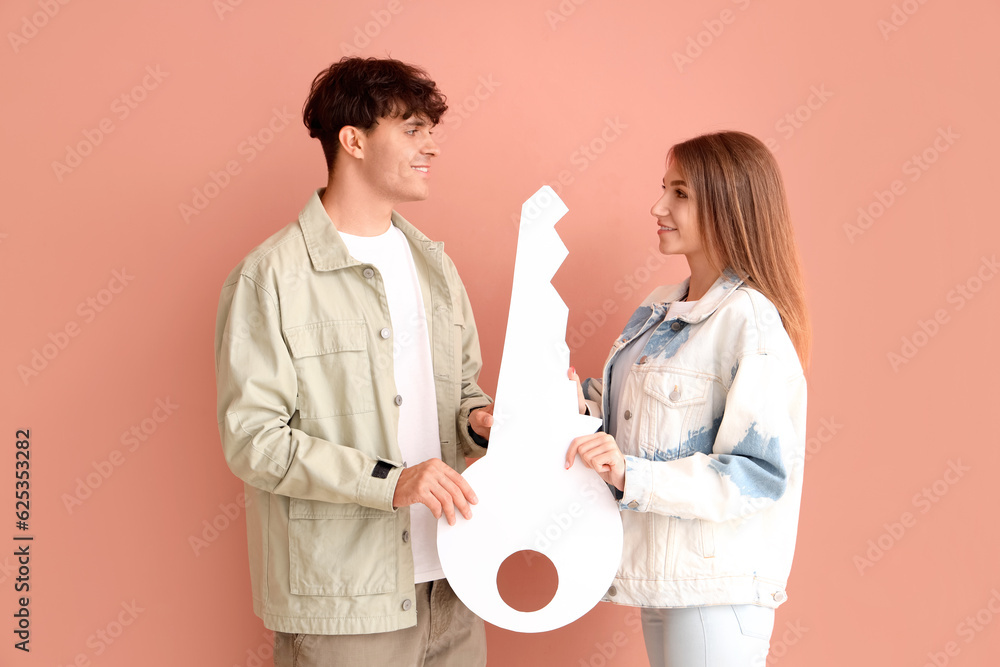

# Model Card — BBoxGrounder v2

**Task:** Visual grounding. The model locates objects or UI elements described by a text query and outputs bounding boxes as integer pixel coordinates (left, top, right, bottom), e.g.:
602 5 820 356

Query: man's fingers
472 410 493 430
470 407 493 437
441 465 477 505
440 476 473 520
431 485 457 526
425 493 443 520
394 459 480 523
426 463 475 524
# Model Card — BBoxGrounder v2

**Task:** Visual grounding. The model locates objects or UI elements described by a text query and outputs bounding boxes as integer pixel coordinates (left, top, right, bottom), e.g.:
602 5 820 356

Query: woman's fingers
568 366 587 415
566 433 627 491
566 433 618 469
565 433 599 469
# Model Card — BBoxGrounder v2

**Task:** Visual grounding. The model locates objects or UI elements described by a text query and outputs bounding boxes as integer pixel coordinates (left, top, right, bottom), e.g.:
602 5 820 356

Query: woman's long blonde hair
668 131 812 371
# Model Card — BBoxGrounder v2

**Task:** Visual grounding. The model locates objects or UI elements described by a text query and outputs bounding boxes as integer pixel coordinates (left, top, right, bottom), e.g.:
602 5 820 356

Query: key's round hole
496 550 559 612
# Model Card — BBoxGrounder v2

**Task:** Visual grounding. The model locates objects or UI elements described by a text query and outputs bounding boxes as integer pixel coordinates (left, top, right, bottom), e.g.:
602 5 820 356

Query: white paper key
436 186 624 633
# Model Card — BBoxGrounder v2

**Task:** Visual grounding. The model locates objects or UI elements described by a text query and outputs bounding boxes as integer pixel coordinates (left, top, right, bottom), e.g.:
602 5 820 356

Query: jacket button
402 530 409 543
627 500 638 509
363 267 375 279
624 410 632 420
669 389 681 401
402 599 412 611
380 327 391 339
773 590 787 603
394 395 403 406
671 321 683 331
608 585 617 597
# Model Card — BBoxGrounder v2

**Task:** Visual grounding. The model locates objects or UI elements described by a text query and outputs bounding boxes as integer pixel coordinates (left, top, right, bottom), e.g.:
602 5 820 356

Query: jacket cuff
620 455 652 512
356 458 404 512
467 421 489 448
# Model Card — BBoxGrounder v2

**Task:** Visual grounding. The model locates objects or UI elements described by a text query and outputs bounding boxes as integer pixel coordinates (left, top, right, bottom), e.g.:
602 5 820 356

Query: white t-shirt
339 224 445 583
608 299 698 440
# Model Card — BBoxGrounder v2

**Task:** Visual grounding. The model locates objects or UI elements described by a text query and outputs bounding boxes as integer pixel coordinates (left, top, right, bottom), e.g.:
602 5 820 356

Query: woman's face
650 160 703 258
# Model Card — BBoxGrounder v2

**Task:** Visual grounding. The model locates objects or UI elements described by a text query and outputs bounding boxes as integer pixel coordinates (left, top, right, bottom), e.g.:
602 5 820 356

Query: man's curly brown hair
302 57 448 171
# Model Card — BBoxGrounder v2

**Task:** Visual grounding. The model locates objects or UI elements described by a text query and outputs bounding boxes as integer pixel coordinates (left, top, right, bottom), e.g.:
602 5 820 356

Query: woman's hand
566 432 626 491
568 366 587 415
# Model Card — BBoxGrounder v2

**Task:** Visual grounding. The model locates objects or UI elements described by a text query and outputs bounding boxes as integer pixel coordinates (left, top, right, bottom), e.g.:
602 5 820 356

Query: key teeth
513 230 568 287
536 234 569 282
519 185 569 229
493 186 580 441
511 187 570 294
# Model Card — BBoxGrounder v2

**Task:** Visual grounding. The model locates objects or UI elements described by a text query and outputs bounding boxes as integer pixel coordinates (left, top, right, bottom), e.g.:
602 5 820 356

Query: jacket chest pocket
638 372 710 461
285 320 375 418
287 498 397 597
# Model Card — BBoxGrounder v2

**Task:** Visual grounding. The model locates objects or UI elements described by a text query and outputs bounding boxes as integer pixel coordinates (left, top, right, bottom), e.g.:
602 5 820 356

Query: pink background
3 0 999 665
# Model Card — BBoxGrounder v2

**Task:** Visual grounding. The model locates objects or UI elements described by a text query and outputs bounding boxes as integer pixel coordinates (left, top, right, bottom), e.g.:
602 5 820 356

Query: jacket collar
298 188 442 271
645 267 744 324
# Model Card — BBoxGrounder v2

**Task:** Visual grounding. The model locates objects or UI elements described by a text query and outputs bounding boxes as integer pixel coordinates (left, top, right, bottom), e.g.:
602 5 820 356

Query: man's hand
392 458 478 525
469 404 494 441
566 432 626 491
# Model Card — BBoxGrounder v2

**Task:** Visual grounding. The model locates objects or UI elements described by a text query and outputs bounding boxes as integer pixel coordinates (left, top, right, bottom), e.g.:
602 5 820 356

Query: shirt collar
298 188 441 271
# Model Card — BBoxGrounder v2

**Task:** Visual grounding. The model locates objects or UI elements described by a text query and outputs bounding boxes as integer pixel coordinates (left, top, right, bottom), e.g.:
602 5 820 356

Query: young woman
566 131 810 667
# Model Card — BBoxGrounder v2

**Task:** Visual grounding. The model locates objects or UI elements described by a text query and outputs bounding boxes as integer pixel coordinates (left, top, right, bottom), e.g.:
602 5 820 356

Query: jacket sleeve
215 274 402 511
453 278 493 458
619 352 806 522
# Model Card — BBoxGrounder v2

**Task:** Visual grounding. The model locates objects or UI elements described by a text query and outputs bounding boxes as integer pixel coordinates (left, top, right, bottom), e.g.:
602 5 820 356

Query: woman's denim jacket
583 268 807 609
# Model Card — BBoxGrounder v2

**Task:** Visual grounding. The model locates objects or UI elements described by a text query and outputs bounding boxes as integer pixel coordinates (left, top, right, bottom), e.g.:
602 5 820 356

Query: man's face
359 112 440 204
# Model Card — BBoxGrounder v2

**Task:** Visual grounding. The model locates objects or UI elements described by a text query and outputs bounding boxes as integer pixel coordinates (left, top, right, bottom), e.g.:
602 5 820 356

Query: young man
214 57 494 666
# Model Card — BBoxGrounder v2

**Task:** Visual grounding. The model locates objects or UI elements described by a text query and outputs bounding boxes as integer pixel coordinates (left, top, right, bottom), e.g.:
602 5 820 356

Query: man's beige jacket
215 189 491 634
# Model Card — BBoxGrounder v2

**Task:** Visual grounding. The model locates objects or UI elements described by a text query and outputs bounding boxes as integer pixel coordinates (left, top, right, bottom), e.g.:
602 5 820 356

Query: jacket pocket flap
289 497 388 520
285 320 367 358
642 372 709 407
